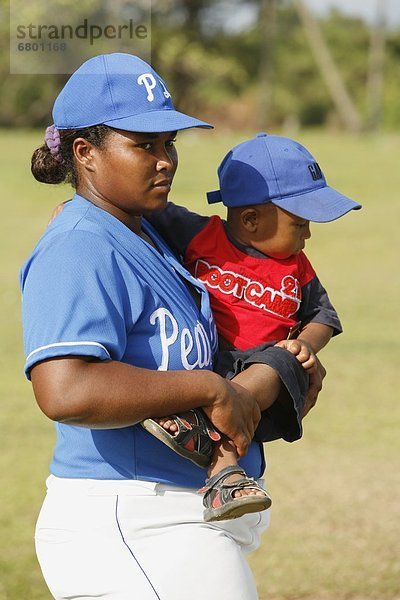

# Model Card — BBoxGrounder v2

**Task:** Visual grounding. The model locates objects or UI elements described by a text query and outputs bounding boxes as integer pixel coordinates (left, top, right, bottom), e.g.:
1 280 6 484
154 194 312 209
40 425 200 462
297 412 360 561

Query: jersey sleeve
147 202 209 257
298 274 343 335
20 230 143 378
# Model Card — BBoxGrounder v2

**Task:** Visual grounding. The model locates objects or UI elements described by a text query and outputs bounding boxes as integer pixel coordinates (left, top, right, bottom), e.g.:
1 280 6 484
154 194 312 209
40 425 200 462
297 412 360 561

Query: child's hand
48 200 69 225
274 339 317 372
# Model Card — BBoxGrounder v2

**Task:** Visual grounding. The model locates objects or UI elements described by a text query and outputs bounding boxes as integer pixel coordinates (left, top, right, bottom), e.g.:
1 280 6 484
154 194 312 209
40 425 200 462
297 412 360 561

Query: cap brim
103 109 213 133
273 186 362 223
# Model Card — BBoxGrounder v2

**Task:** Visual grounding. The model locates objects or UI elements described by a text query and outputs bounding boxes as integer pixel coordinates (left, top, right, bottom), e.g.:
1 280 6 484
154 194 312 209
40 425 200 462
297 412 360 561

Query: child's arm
297 322 333 354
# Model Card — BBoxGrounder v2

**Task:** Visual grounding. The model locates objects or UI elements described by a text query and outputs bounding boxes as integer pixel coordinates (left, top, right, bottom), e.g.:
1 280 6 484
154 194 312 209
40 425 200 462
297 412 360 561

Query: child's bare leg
232 363 282 411
155 416 264 498
208 438 265 498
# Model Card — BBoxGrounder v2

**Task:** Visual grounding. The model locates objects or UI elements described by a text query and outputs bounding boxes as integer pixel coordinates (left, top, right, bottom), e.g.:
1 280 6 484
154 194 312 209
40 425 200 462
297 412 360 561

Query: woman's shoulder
20 200 131 289
31 195 142 258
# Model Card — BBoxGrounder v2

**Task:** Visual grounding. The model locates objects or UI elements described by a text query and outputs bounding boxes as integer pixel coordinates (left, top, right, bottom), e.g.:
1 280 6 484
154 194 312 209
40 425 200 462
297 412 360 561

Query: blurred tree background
1 0 399 130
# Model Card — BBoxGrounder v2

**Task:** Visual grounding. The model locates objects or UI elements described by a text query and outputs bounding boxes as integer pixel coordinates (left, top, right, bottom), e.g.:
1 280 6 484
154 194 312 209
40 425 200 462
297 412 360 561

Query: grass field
1 128 399 599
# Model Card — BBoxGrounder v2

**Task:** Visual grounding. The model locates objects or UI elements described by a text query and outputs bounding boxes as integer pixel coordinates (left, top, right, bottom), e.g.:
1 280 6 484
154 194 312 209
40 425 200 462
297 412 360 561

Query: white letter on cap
159 79 171 99
137 73 157 102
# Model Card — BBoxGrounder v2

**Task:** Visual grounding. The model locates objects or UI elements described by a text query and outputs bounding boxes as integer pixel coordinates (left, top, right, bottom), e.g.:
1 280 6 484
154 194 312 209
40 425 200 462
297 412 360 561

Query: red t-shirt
185 216 315 350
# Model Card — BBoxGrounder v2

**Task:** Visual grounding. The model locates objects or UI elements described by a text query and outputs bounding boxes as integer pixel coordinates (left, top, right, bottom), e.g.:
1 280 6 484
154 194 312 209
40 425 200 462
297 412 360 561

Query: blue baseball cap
207 133 361 222
52 53 212 132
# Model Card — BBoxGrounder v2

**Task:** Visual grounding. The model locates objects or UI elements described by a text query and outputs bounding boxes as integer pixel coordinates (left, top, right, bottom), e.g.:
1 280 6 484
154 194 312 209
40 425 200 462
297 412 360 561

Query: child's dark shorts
215 343 309 443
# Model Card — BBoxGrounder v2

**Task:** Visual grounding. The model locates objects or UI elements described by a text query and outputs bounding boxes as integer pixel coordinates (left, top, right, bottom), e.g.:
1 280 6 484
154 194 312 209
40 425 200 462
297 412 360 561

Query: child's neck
225 217 254 250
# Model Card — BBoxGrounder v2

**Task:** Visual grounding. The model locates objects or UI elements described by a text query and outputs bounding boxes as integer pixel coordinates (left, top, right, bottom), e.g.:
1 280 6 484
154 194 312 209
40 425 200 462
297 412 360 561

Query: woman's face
77 128 178 220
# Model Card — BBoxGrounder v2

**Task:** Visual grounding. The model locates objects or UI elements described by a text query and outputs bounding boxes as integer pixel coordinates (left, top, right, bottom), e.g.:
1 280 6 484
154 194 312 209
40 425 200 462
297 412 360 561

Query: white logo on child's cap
137 73 157 101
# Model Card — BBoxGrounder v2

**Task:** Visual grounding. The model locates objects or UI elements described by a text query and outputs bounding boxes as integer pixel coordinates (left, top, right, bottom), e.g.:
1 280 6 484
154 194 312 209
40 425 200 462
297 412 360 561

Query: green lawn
1 128 399 599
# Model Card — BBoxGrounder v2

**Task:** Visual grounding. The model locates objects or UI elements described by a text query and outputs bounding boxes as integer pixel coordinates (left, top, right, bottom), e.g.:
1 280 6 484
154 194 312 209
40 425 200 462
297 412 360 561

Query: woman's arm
31 357 260 458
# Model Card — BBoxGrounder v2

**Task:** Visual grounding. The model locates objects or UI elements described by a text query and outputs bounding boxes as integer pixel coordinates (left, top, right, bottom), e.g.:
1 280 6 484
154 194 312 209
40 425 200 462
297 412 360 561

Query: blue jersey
20 194 264 486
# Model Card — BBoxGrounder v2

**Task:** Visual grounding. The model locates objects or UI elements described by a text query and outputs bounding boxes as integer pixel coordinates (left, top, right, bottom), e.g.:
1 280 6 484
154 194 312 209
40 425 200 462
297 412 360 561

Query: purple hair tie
44 124 64 163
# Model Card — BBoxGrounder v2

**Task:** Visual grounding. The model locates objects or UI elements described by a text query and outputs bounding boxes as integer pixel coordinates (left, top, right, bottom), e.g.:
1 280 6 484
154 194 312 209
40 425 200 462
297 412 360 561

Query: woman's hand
202 377 261 459
303 356 326 417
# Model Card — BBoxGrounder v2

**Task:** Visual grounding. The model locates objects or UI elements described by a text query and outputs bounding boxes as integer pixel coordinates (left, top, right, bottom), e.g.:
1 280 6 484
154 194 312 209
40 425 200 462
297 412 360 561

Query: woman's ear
72 138 97 172
241 208 259 233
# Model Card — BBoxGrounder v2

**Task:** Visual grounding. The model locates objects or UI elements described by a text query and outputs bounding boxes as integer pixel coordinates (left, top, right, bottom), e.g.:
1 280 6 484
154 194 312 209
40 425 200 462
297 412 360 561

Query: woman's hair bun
31 144 68 184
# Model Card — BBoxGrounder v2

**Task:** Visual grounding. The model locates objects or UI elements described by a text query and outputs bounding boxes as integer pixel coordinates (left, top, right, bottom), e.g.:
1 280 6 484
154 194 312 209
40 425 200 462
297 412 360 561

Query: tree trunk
293 0 363 132
367 0 387 130
258 0 276 130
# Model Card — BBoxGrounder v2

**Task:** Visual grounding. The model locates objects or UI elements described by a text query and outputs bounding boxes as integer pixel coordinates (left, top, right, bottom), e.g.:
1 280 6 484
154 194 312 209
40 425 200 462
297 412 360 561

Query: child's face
252 204 311 259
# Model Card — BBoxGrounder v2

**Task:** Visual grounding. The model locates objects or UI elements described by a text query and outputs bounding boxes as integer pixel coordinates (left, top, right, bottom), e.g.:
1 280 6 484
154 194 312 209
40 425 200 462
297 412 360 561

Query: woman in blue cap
21 53 294 599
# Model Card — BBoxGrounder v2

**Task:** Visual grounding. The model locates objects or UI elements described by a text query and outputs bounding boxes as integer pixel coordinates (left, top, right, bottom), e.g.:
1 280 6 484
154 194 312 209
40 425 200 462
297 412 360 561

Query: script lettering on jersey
150 307 213 371
195 259 301 319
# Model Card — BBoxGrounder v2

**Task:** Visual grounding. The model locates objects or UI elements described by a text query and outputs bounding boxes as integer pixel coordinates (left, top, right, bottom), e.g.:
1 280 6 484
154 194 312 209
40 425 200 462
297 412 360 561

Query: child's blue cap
52 53 213 133
207 133 361 222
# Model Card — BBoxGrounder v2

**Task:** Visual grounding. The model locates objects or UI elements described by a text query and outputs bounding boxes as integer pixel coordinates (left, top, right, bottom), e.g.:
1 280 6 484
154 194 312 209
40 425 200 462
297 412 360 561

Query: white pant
35 475 270 600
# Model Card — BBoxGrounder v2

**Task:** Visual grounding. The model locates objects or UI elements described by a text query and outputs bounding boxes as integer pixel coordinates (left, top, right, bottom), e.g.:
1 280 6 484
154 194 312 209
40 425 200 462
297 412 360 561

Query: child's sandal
199 465 272 522
141 409 221 468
